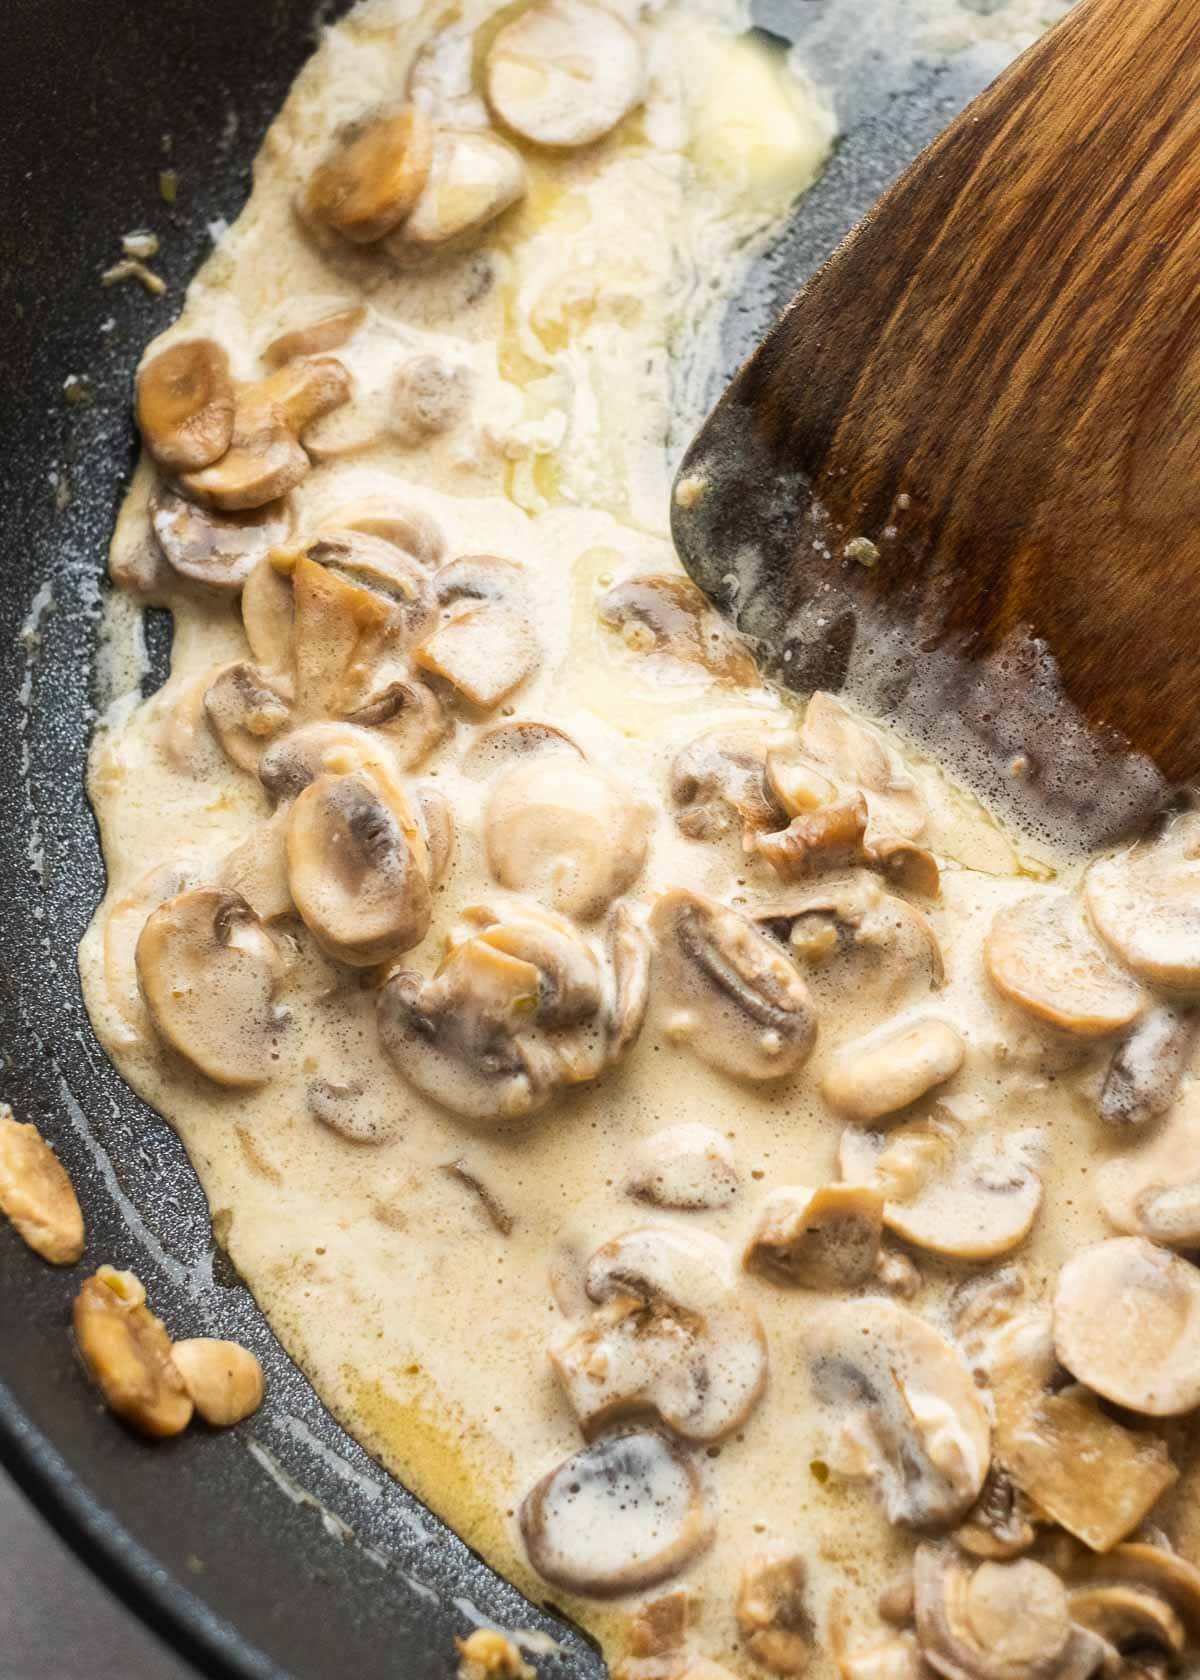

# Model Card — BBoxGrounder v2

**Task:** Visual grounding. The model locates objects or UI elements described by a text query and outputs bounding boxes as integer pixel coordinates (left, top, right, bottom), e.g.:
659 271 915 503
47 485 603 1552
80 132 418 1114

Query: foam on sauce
79 0 1200 1674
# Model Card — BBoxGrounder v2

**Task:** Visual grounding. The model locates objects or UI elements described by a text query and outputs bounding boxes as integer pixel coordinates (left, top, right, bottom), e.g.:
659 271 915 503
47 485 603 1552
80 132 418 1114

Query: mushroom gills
1099 1004 1194 1128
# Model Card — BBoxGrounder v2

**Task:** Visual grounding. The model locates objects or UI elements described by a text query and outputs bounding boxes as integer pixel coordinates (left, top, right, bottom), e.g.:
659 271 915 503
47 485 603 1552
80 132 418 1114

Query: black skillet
0 4 1009 1674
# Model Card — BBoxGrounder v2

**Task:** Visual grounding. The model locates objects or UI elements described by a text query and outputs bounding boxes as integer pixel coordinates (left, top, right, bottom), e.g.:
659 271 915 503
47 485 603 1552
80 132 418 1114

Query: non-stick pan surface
0 5 1003 1674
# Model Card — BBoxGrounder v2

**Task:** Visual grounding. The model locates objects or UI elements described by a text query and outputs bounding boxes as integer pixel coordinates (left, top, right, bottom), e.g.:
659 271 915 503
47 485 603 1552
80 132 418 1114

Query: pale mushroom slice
670 727 788 843
288 552 396 718
286 768 432 967
743 1184 884 1289
302 106 434 243
407 24 491 130
551 1227 768 1443
241 551 296 670
459 718 583 780
984 892 1145 1037
625 1123 739 1211
415 783 455 887
600 574 760 687
150 486 291 595
912 1545 1111 1680
101 861 200 1036
484 756 651 920
803 1298 991 1527
799 693 927 847
485 0 643 148
203 662 293 773
755 795 870 885
737 1552 811 1676
1054 1237 1200 1416
1085 814 1200 991
650 890 817 1082
0 1105 85 1265
414 602 540 709
612 1591 694 1680
609 899 652 1057
823 1020 965 1125
219 809 294 924
171 1338 265 1427
181 359 351 512
1098 1003 1195 1129
262 303 367 367
1057 1542 1200 1663
838 1119 1043 1261
135 888 285 1088
319 496 446 569
136 338 234 472
344 675 449 770
519 1430 713 1598
1098 1090 1200 1248
73 1267 194 1440
392 129 527 259
257 720 402 806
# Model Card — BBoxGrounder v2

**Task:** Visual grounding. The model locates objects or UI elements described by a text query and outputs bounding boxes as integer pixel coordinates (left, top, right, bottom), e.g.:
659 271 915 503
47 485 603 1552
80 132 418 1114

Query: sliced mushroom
755 796 869 884
73 1267 193 1440
670 727 787 843
1054 1237 1200 1416
551 1227 767 1443
952 1470 1037 1562
407 24 490 129
459 718 583 779
415 602 540 709
302 106 433 243
485 0 643 148
834 1634 923 1680
1099 1004 1194 1129
613 1592 693 1680
101 861 199 1035
610 899 652 1058
150 485 291 594
286 769 432 967
1085 815 1200 991
307 1077 398 1145
203 662 293 773
800 694 927 847
744 1184 883 1289
1098 1090 1200 1247
181 359 350 512
135 888 284 1087
262 303 367 366
626 1123 739 1211
838 1119 1043 1261
912 1545 1109 1680
650 890 817 1082
393 353 471 444
1058 1542 1200 1657
737 1552 811 1676
456 1631 534 1680
520 1430 713 1597
136 338 234 472
257 720 401 805
0 1105 85 1265
240 551 296 669
415 782 455 886
344 675 449 769
171 1338 264 1427
803 1298 990 1527
599 574 759 686
306 529 437 646
392 129 526 259
288 552 396 717
318 496 446 569
219 810 294 924
484 756 650 919
823 1020 965 1125
984 892 1145 1038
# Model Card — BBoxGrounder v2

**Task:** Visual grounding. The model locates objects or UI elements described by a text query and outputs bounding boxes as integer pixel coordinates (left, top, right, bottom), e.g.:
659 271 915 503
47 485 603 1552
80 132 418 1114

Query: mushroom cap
135 888 284 1088
1085 816 1200 990
800 693 926 846
394 128 526 256
257 721 400 805
484 756 651 920
150 487 291 595
553 1226 768 1443
1098 1090 1200 1247
822 1018 965 1125
839 1119 1042 1261
171 1337 265 1427
670 727 787 842
286 769 432 967
204 661 293 773
519 1430 713 1598
650 889 817 1082
344 676 449 770
136 338 235 473
1057 1542 1200 1640
181 360 350 513
744 1183 884 1289
262 303 367 367
1098 1003 1194 1130
289 552 395 717
317 497 445 569
626 1122 739 1211
485 0 643 149
219 808 294 924
303 106 434 243
803 1298 991 1527
599 573 759 686
415 601 540 709
1053 1236 1200 1416
459 718 584 780
984 892 1145 1037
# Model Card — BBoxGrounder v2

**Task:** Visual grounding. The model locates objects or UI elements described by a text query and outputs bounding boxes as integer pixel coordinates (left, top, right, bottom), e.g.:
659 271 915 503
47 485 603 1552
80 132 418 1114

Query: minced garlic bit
844 536 879 568
101 258 167 296
674 473 709 509
122 229 160 260
456 1629 535 1680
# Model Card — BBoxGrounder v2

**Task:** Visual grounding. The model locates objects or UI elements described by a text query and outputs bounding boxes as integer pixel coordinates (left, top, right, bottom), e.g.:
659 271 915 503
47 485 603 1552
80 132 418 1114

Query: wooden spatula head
673 0 1200 846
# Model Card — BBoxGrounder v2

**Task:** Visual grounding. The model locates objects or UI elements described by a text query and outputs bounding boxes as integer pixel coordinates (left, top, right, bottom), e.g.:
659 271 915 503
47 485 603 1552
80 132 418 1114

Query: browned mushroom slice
73 1267 194 1440
484 757 650 919
552 1227 767 1442
150 486 291 594
755 796 869 883
393 129 526 259
286 769 432 967
136 888 284 1087
0 1105 85 1265
1099 1004 1195 1128
744 1183 883 1289
219 809 294 923
599 574 759 686
626 1123 739 1211
1054 1237 1200 1416
1085 815 1200 990
952 1470 1037 1563
257 720 401 805
737 1552 812 1676
289 553 395 717
670 727 787 842
344 675 448 769
613 1592 694 1680
393 353 472 444
799 693 927 846
803 1299 990 1526
609 899 652 1058
459 719 583 779
136 338 234 472
984 892 1145 1038
1098 1090 1200 1247
302 106 433 244
838 1120 1042 1261
520 1430 713 1598
319 497 446 569
650 890 817 1081
203 662 293 773
912 1545 1111 1680
305 529 438 647
101 861 200 1035
823 1020 965 1125
181 359 350 512
415 603 539 709
485 0 643 148
1057 1542 1200 1661
262 303 367 366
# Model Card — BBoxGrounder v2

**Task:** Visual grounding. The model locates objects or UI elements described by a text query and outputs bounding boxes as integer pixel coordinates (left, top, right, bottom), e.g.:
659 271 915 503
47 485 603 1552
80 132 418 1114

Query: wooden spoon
672 0 1200 846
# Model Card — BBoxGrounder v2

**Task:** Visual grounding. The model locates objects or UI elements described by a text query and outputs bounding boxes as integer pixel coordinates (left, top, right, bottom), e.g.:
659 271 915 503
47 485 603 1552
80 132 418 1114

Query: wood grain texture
674 0 1200 842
